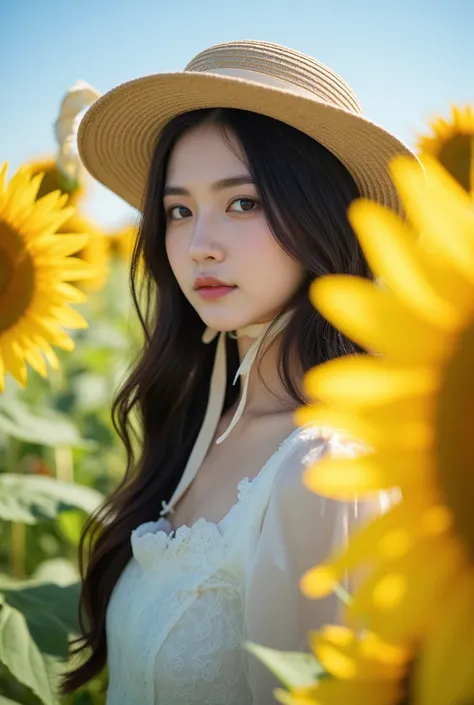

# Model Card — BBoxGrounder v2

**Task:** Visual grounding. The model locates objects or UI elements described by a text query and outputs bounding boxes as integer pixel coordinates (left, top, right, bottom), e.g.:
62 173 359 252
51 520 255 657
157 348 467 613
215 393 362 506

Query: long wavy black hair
61 107 372 693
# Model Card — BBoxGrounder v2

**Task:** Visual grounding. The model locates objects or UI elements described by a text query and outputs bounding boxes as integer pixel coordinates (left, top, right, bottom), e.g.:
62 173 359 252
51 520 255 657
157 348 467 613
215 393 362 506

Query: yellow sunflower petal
27 156 86 206
295 398 433 451
391 155 474 285
0 354 5 392
1 340 28 386
0 162 8 202
346 533 467 644
304 449 433 500
348 199 461 329
300 499 428 598
21 190 68 228
415 568 474 705
311 627 408 681
291 679 403 705
295 405 375 445
304 356 437 408
35 340 60 369
43 256 96 281
0 164 91 387
51 282 88 303
416 105 474 193
48 306 88 329
3 168 34 217
436 317 474 557
39 233 89 258
311 275 452 364
22 347 48 377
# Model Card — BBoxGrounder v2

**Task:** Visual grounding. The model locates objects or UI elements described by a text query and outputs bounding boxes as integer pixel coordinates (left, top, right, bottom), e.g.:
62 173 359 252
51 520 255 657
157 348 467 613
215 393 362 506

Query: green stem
54 445 74 483
6 437 27 579
10 522 26 579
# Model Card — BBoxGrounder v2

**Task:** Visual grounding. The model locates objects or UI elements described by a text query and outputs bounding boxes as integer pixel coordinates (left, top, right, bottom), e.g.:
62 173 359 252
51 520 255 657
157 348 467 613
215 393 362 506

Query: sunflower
27 160 109 292
417 105 474 194
108 223 139 262
28 157 86 207
0 163 92 390
274 627 410 705
61 212 110 292
295 155 474 705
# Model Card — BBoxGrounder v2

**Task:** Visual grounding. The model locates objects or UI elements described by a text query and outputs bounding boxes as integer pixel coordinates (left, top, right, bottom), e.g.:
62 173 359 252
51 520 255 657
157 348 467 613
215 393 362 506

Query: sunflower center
0 220 35 332
436 317 474 559
438 134 474 194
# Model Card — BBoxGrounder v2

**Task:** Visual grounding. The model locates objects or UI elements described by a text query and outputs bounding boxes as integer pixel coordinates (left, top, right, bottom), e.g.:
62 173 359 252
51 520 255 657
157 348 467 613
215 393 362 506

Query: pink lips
194 276 237 300
196 285 237 300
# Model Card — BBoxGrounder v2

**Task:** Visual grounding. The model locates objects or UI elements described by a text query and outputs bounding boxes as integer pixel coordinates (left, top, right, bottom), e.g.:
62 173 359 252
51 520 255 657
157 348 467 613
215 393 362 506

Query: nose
188 214 225 264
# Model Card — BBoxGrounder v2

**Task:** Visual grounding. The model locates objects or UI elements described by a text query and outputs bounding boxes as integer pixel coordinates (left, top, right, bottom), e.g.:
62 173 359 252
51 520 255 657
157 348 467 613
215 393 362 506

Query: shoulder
273 424 363 493
266 424 394 533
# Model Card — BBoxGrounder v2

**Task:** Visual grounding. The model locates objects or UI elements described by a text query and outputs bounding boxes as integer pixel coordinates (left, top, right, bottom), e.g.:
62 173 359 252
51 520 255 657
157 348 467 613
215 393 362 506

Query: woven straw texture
78 39 416 213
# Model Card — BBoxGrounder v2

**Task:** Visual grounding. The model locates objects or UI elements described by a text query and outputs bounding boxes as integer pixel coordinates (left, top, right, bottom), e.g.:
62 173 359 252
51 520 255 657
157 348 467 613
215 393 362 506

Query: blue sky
1 0 472 228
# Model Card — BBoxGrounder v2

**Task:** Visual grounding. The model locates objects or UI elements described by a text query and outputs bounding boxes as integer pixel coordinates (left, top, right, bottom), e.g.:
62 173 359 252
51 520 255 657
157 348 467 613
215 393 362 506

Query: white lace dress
105 426 388 704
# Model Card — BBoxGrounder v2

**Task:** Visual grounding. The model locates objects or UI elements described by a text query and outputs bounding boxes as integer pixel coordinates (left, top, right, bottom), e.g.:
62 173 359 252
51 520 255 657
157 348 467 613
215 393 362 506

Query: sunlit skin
164 123 306 416
162 122 309 532
164 124 305 335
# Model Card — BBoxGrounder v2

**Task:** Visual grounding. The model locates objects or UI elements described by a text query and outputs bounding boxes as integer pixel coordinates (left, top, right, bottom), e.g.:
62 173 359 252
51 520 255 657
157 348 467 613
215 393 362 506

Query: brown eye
228 197 259 212
168 205 192 220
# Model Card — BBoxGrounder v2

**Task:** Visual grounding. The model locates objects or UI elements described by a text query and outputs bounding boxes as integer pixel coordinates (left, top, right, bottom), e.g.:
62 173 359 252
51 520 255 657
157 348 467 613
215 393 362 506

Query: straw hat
77 39 416 214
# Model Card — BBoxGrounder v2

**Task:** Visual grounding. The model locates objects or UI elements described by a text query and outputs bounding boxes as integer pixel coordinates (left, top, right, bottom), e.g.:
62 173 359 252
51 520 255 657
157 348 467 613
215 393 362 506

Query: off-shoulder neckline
131 424 311 552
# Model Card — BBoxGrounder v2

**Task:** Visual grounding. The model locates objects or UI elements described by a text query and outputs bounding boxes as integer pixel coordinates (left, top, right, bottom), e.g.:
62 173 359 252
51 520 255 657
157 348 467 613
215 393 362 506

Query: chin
197 307 274 333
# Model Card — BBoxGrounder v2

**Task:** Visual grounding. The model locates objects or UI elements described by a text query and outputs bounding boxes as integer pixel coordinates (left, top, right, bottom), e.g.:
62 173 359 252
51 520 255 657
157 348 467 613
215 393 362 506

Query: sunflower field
0 95 473 705
0 158 142 703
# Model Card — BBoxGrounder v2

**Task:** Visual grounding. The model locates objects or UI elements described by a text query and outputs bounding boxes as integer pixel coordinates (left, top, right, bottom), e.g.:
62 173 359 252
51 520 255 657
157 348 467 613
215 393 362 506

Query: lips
194 276 233 290
196 286 236 299
193 277 237 301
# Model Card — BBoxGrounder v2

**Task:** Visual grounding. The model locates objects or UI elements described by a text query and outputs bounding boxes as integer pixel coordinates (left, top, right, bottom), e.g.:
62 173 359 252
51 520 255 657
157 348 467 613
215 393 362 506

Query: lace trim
107 425 325 704
131 428 306 570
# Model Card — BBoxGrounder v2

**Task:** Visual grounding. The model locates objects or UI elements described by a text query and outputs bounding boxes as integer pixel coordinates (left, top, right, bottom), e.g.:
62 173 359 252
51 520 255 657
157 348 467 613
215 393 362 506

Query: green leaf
57 509 87 546
73 374 109 410
32 559 78 586
12 606 69 659
1 582 81 638
0 396 94 448
244 641 326 689
0 602 58 705
0 697 25 705
0 474 104 524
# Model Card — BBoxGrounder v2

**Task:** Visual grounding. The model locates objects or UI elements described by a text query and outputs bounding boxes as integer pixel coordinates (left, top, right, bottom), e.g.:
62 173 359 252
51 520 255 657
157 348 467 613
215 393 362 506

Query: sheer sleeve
242 428 392 704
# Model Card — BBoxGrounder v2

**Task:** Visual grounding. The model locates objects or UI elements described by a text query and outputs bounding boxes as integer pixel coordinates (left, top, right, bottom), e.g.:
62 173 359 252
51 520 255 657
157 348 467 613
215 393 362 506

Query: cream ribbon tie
159 313 292 517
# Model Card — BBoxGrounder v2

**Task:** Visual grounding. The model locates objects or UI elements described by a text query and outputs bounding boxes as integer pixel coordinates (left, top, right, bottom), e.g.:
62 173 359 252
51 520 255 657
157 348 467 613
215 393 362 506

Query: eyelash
165 196 260 221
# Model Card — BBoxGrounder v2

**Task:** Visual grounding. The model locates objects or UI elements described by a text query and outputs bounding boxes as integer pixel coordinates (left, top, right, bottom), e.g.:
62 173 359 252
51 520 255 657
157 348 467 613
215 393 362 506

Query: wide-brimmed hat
77 39 417 214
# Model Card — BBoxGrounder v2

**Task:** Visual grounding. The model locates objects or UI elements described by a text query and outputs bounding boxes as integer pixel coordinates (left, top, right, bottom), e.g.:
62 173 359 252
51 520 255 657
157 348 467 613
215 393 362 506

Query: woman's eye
228 197 259 213
167 205 192 221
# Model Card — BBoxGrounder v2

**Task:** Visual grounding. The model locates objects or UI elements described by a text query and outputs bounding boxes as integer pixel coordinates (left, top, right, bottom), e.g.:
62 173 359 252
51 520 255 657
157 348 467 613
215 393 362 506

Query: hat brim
78 71 415 213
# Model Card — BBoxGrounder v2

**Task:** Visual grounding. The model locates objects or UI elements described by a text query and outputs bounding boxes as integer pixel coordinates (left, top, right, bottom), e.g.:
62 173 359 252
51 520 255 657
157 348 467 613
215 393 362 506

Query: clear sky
1 0 472 228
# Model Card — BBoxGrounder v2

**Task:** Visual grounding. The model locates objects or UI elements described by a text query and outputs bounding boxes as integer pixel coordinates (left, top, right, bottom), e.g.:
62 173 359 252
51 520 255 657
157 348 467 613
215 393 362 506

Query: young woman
62 40 413 704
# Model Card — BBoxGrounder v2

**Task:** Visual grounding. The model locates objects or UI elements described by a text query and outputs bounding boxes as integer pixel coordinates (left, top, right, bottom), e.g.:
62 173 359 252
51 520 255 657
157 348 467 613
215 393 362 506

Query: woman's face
164 123 305 332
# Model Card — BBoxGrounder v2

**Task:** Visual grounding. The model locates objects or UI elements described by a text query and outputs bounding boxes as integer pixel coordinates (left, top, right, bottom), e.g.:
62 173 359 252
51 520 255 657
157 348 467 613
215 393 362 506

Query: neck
231 330 302 419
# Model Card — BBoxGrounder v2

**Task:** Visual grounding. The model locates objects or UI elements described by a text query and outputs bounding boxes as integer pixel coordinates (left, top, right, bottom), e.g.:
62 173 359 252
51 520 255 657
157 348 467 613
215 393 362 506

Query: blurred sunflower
27 160 109 292
275 627 410 705
0 163 92 390
24 83 110 292
109 223 139 262
417 105 474 194
28 156 86 207
61 212 110 292
296 155 474 705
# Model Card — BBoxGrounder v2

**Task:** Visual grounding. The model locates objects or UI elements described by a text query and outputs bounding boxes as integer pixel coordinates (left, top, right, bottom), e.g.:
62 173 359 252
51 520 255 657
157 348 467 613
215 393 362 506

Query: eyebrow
163 175 255 197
